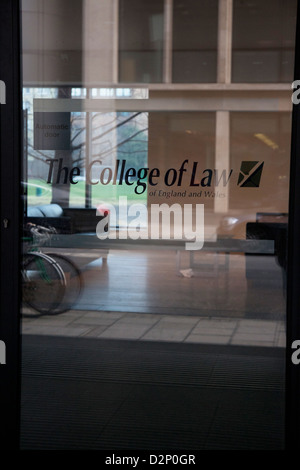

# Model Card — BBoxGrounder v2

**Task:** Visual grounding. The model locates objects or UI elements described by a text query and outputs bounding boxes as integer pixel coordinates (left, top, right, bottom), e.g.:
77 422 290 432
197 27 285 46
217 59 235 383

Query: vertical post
0 0 22 450
113 0 119 84
286 0 300 449
85 90 92 208
215 0 232 215
23 109 28 217
217 0 232 84
214 111 230 213
163 0 173 83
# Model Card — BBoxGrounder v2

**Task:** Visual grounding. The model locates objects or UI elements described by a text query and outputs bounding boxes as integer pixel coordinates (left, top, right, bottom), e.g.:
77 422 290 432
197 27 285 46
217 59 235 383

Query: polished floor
22 248 286 346
75 249 286 319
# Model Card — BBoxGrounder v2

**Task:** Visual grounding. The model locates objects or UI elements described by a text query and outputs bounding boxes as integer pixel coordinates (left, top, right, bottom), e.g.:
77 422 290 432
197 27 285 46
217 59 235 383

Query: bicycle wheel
44 253 83 313
22 252 66 315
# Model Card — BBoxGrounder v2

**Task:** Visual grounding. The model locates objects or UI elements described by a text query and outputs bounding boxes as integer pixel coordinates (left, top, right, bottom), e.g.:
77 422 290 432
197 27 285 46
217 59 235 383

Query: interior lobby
3 0 297 450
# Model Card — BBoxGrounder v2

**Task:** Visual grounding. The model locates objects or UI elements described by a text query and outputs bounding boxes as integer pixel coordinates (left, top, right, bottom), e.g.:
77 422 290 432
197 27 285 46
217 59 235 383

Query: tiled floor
22 308 286 347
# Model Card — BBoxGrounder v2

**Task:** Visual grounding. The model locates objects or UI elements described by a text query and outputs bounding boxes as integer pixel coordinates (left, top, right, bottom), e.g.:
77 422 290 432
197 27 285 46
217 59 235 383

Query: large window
172 0 218 83
232 0 297 83
230 112 291 211
20 0 296 451
24 87 148 215
119 0 164 83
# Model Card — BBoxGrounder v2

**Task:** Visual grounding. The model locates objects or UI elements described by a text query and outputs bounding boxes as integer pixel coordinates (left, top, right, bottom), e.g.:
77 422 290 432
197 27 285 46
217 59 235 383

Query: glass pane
232 0 297 83
119 0 164 83
228 112 290 320
90 111 148 211
230 113 290 214
20 0 295 451
172 0 218 83
24 87 87 209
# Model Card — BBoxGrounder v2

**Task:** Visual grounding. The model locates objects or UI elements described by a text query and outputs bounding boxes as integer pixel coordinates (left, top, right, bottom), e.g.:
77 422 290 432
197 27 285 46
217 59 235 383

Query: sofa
24 203 109 268
25 203 107 234
26 204 72 233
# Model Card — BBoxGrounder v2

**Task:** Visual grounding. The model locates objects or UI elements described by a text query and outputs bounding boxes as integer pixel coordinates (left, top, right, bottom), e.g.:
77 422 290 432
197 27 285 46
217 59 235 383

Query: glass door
19 0 297 450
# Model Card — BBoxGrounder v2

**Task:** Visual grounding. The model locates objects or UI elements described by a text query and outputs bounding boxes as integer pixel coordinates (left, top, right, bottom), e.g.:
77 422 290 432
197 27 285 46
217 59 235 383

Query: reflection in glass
230 113 290 215
172 0 218 83
119 0 164 83
20 0 294 451
232 0 297 82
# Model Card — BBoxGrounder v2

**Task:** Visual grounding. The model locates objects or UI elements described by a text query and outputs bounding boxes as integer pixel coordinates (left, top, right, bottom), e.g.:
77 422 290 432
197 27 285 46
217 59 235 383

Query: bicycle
22 223 83 316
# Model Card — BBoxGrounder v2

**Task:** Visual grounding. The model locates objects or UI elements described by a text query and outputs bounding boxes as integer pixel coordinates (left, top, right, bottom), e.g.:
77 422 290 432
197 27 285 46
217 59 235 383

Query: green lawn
26 178 147 207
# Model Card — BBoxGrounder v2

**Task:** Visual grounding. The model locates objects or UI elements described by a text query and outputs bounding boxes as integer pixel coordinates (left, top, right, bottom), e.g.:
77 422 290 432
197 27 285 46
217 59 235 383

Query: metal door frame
0 0 22 450
2 0 300 450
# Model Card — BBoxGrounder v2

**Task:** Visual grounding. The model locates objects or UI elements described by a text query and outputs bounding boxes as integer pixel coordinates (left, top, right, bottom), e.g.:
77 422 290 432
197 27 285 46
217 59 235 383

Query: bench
24 204 109 268
25 203 107 234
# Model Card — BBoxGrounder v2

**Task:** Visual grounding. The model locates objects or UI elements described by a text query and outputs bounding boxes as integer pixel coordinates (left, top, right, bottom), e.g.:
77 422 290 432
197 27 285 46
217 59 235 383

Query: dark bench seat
25 204 105 234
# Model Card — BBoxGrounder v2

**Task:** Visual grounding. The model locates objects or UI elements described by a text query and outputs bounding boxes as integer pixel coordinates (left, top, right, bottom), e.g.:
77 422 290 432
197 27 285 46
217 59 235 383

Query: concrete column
112 0 119 84
82 0 116 85
217 0 232 84
22 0 83 85
214 111 230 213
163 0 173 83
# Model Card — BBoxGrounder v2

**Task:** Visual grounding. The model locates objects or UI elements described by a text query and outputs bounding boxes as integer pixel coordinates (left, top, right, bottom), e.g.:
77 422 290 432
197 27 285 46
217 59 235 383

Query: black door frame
0 0 22 450
286 0 300 450
1 0 300 450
